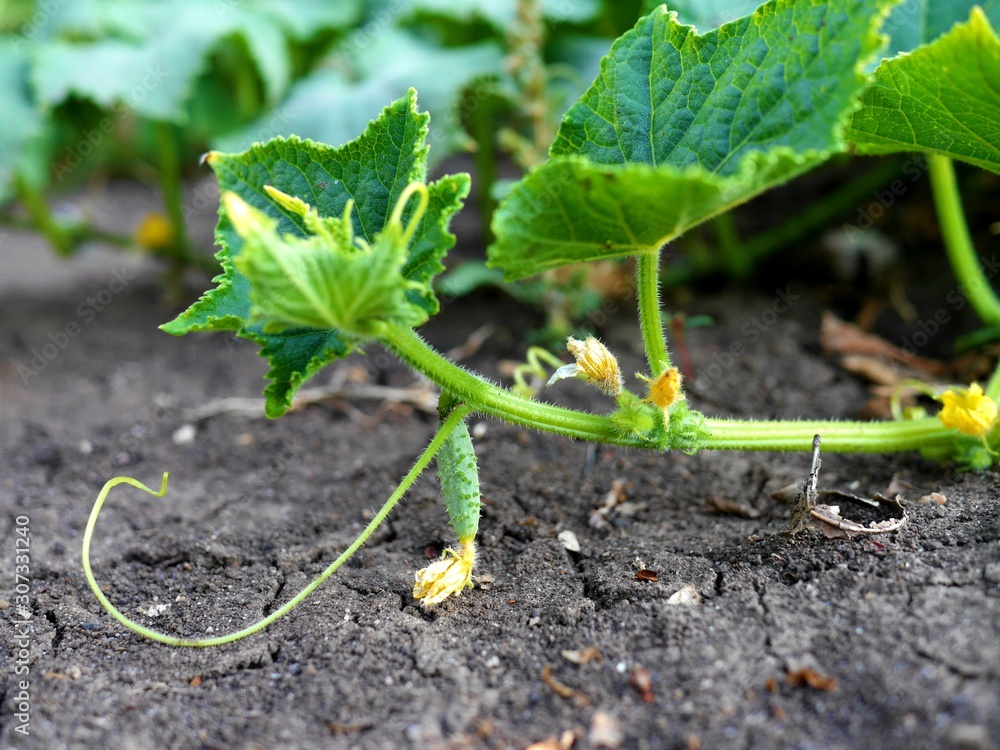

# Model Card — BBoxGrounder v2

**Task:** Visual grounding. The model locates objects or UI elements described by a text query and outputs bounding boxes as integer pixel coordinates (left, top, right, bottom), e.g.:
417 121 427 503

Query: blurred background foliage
2 0 994 346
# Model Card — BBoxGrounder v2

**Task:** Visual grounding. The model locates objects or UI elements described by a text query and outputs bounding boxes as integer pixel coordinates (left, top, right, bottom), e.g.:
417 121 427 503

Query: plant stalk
382 325 957 454
928 154 1000 327
636 251 672 374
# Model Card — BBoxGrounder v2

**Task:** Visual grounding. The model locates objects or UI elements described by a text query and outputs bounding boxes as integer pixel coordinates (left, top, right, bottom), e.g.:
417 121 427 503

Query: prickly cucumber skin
437 421 481 542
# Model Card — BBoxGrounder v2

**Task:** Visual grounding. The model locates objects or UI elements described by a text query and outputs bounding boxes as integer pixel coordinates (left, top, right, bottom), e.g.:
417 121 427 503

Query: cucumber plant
83 0 1000 646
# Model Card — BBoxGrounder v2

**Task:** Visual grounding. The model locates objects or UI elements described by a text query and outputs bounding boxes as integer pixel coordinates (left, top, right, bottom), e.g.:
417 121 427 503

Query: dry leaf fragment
589 711 624 749
705 496 760 519
526 739 563 750
820 311 946 375
785 667 838 691
558 530 581 553
542 665 589 706
562 646 602 665
666 584 700 605
526 730 577 750
919 492 947 505
635 569 659 582
189 675 202 687
590 478 629 528
629 667 655 703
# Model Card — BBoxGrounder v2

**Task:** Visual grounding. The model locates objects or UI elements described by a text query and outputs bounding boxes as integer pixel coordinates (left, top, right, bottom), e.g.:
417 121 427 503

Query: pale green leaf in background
28 0 363 122
215 29 504 165
0 38 43 201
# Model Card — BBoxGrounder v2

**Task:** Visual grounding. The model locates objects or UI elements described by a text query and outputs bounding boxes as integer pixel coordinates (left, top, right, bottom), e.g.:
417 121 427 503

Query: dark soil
2 181 999 750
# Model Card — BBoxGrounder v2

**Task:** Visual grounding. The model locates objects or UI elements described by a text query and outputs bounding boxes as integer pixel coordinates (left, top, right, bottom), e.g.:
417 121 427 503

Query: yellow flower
134 212 174 251
547 336 622 396
413 538 476 607
938 383 998 437
637 367 683 412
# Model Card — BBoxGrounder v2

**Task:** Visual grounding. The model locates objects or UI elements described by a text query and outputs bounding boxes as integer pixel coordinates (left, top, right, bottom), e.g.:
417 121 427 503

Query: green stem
636 251 671 374
712 212 749 278
743 157 903 263
82 406 472 647
928 154 1000 327
986 362 1000 401
702 416 955 452
155 122 193 272
382 325 965 456
662 158 905 288
383 325 644 445
14 173 76 255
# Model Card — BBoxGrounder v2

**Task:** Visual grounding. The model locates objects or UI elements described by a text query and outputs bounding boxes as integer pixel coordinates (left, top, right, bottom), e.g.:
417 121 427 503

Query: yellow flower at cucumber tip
413 538 476 607
547 336 622 396
937 383 998 437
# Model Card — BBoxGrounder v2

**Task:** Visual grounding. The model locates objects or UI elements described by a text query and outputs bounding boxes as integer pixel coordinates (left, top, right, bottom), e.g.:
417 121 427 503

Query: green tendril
82 406 471 647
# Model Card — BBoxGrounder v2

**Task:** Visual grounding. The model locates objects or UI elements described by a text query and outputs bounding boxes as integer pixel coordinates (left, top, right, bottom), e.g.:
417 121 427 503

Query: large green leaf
846 9 1000 174
162 91 469 417
489 0 894 280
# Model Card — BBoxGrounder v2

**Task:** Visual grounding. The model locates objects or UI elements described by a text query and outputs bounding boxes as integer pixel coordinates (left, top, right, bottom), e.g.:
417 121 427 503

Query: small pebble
172 424 197 445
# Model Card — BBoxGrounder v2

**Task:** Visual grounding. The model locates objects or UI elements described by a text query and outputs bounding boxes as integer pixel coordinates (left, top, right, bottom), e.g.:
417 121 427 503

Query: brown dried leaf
820 311 946 375
635 569 659 582
541 665 589 706
705 496 760 519
629 667 655 703
785 667 838 691
562 646 602 665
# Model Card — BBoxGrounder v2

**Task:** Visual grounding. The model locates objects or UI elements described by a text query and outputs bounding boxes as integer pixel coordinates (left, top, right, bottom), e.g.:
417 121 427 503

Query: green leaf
404 0 601 29
28 0 363 122
881 0 1000 57
846 9 1000 174
489 0 894 279
0 38 43 203
656 0 763 31
162 90 469 417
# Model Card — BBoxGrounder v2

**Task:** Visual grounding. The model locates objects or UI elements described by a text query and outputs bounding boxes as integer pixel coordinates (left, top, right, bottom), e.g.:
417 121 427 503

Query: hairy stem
382 325 961 456
702 416 955 452
928 154 1000 327
636 251 671 374
382 325 641 445
155 122 193 279
82 407 471 647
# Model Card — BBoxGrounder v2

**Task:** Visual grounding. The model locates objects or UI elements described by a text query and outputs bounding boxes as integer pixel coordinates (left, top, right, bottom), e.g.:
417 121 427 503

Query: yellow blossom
134 212 174 251
938 383 998 437
637 367 683 412
547 336 622 396
413 538 476 607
